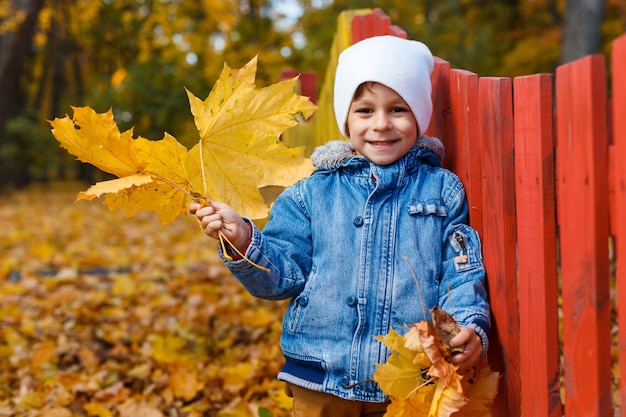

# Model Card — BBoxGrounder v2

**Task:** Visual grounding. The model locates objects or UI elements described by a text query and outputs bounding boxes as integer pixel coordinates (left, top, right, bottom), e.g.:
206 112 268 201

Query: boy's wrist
226 221 253 260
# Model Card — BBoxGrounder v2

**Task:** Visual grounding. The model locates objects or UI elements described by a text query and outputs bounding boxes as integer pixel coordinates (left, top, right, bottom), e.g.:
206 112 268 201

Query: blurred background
1 0 624 191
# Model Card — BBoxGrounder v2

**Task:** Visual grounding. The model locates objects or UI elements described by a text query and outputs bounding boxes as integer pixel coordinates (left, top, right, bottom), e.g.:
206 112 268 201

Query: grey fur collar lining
310 136 445 170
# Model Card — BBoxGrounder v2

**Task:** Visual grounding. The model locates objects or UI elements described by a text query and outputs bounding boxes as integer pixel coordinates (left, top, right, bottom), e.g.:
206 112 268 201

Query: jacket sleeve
220 183 312 301
438 177 491 355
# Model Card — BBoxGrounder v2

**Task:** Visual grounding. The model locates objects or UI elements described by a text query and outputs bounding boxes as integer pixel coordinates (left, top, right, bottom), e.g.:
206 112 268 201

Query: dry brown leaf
430 306 462 356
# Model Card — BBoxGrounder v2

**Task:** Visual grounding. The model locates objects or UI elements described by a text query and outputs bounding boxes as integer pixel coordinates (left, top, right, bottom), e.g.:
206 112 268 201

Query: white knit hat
334 35 435 138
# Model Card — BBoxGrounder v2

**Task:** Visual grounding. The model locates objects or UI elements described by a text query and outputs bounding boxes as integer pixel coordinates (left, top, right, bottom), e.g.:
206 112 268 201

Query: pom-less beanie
334 35 435 138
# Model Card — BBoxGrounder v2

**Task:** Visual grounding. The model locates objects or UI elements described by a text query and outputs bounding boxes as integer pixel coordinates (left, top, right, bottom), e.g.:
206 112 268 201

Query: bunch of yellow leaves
374 314 500 417
50 57 317 225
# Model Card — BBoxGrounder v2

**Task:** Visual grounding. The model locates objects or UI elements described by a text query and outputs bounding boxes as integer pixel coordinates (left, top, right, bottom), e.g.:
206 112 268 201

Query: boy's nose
373 112 392 130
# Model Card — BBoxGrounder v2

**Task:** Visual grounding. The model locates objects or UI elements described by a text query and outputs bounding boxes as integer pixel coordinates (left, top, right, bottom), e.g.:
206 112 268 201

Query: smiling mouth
367 139 399 145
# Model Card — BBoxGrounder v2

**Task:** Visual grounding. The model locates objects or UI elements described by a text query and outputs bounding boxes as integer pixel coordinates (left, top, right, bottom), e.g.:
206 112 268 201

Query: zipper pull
453 232 466 250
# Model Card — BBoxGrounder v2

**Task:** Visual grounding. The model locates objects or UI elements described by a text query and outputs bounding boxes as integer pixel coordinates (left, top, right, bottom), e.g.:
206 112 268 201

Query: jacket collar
310 136 444 171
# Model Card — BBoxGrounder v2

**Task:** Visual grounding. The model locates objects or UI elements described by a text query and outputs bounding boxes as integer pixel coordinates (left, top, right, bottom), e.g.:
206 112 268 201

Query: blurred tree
0 0 44 187
0 0 305 189
561 0 605 64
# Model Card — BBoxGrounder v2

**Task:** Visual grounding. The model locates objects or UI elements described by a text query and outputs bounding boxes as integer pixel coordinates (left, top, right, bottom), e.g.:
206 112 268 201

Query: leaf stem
198 138 209 198
403 255 428 322
143 170 197 201
144 169 267 273
407 377 434 399
218 231 270 272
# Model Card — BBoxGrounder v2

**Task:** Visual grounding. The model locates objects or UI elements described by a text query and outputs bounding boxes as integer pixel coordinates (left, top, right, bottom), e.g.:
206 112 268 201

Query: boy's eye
391 106 409 113
355 107 373 113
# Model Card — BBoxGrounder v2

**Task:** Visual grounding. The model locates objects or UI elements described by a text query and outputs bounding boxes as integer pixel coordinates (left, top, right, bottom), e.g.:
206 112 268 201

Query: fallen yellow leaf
84 401 114 417
169 361 203 401
31 339 57 369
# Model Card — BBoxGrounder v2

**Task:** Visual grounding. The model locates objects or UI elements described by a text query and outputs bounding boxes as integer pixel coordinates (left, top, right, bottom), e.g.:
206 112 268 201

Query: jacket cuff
465 321 490 357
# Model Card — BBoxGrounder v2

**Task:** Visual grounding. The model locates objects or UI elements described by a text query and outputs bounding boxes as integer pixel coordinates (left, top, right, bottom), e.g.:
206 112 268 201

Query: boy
191 35 490 416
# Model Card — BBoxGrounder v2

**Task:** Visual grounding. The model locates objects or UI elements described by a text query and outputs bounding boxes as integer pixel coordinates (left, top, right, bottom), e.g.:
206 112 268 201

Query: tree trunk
0 0 44 189
560 0 605 64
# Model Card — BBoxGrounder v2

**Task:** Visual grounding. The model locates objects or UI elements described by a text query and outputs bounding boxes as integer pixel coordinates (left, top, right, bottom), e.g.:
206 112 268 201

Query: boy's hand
189 201 251 253
446 327 482 373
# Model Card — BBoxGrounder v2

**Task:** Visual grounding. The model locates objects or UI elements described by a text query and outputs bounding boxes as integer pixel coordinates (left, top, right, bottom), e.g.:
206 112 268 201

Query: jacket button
297 296 308 307
353 216 364 227
341 376 350 387
346 296 358 306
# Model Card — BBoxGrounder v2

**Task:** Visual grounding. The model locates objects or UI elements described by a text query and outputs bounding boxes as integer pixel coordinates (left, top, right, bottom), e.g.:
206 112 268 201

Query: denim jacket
222 137 490 402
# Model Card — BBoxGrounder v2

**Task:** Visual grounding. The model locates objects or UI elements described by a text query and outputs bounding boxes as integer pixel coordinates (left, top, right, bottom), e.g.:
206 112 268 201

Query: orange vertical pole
612 33 626 417
448 69 482 235
514 74 561 417
555 54 612 417
479 77 520 417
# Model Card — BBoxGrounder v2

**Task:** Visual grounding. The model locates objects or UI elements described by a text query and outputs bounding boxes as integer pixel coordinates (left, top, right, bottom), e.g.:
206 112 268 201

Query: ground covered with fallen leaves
0 184 291 417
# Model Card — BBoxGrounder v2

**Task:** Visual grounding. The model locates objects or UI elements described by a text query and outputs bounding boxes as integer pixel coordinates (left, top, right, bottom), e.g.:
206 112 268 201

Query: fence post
447 69 482 234
514 74 561 417
479 77 520 417
427 57 451 146
612 33 626 417
351 8 407 42
555 54 612 417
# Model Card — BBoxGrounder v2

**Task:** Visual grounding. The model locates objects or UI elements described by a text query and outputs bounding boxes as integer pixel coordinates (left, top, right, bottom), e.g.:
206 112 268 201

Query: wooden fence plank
555 54 612 417
351 8 406 43
478 77 520 417
427 57 451 144
514 74 561 417
448 69 483 235
612 33 626 417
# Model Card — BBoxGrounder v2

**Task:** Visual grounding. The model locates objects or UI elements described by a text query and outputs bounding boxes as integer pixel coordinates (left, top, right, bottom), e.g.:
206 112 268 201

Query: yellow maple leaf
51 106 148 177
374 328 427 398
187 56 316 219
85 134 198 224
49 56 317 224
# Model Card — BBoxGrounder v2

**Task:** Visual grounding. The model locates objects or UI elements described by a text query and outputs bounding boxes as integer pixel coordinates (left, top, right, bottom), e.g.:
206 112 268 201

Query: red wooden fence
514 74 561 417
556 54 612 416
289 9 626 417
616 31 626 417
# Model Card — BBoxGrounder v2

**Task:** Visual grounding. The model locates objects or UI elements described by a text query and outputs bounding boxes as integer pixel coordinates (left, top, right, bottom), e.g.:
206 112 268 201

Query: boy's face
346 82 418 166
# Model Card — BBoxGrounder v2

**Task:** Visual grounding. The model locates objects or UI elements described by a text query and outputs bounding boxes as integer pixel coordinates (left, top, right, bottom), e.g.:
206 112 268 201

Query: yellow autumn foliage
374 321 500 417
49 57 317 223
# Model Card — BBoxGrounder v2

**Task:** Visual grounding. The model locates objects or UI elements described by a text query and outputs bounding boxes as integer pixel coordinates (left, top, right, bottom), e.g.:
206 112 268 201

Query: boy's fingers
449 328 470 347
